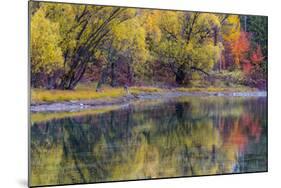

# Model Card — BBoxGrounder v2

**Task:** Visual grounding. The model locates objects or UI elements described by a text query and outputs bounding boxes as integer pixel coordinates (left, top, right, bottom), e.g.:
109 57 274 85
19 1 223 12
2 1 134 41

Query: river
30 96 268 186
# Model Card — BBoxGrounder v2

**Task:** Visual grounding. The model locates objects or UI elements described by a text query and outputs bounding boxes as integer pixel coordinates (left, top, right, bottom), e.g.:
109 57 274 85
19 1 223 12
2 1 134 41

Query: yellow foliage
31 8 64 75
222 15 241 42
198 13 221 29
142 10 162 42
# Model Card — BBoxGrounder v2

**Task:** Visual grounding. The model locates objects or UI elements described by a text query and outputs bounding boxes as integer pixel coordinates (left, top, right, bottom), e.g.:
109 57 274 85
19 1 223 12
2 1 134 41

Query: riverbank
31 89 267 113
31 84 261 103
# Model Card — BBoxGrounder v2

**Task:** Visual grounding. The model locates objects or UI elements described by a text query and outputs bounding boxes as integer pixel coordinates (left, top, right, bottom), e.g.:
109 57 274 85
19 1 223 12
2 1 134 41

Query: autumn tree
152 12 222 85
251 45 264 65
247 16 268 74
33 2 137 89
95 14 149 89
30 8 64 88
30 2 267 90
220 15 241 70
230 31 250 67
243 16 267 61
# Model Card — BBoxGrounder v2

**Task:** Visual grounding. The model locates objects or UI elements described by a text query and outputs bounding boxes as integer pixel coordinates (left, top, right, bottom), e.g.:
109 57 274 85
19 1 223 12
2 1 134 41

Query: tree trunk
47 76 54 89
96 65 110 91
175 68 186 85
213 26 218 46
110 61 116 87
68 63 87 89
57 60 87 90
127 63 133 85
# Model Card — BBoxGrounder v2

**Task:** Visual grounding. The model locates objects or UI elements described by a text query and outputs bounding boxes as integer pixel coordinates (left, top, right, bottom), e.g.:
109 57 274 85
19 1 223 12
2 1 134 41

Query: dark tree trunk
57 60 87 90
68 63 87 89
213 26 218 46
96 65 110 91
175 68 186 85
31 72 41 88
47 76 54 89
110 61 116 87
127 63 132 85
213 26 222 72
39 8 125 90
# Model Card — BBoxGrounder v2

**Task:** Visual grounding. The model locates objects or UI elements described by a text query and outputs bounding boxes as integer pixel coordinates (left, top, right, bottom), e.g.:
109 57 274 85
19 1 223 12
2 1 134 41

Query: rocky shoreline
30 91 267 112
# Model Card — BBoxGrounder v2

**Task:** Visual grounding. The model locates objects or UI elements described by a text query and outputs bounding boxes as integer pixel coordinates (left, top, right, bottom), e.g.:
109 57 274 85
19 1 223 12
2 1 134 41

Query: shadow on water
30 96 268 186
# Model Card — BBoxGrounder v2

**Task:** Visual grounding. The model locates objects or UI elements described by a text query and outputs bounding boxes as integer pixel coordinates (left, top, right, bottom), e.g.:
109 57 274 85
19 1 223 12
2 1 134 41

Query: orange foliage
231 32 250 66
242 62 253 75
251 45 264 64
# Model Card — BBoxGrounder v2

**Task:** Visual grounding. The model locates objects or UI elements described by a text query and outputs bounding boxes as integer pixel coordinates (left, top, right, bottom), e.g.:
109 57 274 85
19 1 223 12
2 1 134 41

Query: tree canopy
30 2 268 90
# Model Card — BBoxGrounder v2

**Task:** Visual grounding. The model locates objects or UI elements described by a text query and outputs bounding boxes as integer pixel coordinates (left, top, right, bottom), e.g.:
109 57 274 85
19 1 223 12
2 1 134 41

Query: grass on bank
31 83 257 104
31 84 164 103
32 87 125 103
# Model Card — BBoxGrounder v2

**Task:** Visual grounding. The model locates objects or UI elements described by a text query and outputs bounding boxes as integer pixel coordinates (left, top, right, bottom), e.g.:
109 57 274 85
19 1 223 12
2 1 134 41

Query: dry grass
130 86 165 94
31 87 126 103
31 85 167 103
31 83 256 103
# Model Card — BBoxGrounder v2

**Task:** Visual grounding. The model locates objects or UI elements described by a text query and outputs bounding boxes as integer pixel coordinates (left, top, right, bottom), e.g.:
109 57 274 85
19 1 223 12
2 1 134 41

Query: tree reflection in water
30 97 267 186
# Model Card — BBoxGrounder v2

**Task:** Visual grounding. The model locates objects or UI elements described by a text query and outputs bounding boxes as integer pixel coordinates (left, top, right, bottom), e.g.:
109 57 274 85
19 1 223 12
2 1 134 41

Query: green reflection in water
30 96 267 186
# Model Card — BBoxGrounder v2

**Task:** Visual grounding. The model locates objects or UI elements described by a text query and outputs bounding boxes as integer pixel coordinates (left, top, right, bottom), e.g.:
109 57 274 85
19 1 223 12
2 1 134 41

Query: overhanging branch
190 66 210 76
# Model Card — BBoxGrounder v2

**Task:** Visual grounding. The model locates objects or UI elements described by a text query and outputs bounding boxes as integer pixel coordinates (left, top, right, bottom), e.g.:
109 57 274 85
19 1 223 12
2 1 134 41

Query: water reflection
30 97 267 186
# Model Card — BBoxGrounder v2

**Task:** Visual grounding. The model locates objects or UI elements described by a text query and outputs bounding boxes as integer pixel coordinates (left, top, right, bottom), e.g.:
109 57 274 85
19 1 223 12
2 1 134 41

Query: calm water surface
30 96 267 186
